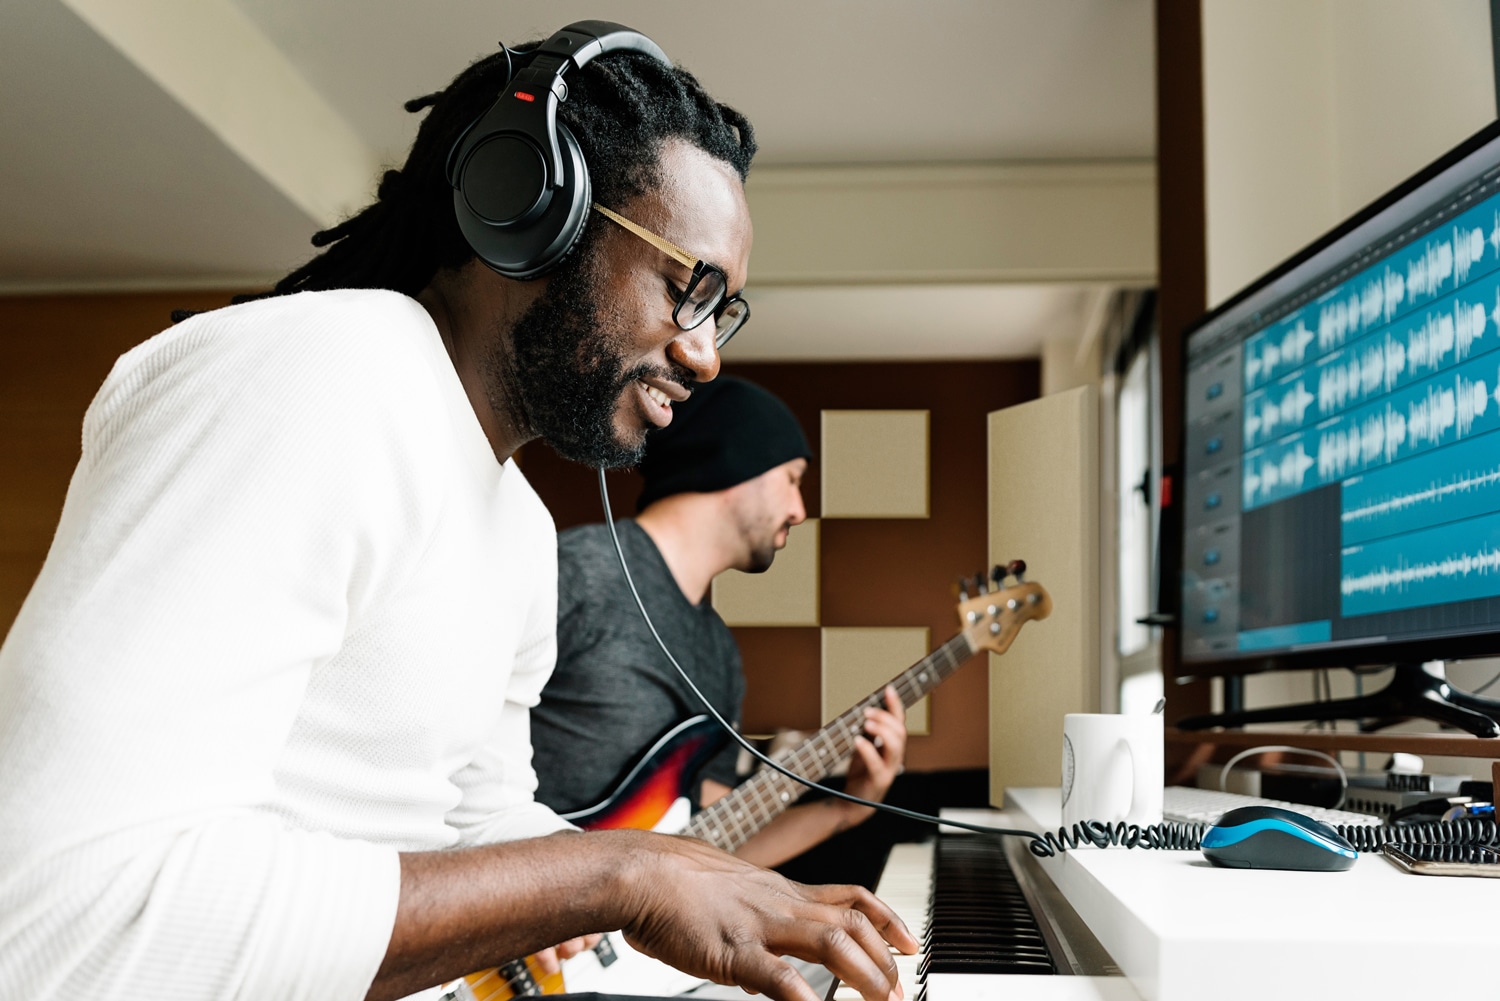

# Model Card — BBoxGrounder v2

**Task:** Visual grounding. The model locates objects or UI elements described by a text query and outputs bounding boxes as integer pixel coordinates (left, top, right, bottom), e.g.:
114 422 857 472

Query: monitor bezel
1176 117 1500 678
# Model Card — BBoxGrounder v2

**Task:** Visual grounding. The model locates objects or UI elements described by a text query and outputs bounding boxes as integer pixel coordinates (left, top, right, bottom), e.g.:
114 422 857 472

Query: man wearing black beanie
531 377 907 868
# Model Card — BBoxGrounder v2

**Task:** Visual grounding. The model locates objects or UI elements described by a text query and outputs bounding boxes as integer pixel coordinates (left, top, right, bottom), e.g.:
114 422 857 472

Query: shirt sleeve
448 502 576 845
0 296 445 1001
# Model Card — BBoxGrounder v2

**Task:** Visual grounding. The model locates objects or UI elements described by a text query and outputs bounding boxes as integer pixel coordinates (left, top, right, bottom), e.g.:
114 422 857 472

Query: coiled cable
1029 820 1209 857
1029 816 1498 856
1334 816 1498 853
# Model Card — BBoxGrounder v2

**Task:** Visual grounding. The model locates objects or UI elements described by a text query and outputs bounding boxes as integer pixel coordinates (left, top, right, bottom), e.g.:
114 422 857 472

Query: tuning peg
989 565 1007 588
1007 559 1027 582
973 572 989 595
955 578 970 602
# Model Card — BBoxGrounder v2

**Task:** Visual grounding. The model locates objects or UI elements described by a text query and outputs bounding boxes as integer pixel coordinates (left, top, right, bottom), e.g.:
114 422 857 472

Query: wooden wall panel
733 627 823 735
0 291 240 635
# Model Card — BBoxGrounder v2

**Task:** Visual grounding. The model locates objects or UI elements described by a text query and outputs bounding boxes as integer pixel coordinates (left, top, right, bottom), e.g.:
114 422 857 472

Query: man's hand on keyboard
621 832 919 1001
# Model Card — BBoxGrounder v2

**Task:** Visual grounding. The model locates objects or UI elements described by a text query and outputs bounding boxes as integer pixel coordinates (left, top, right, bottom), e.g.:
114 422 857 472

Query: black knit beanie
636 376 812 511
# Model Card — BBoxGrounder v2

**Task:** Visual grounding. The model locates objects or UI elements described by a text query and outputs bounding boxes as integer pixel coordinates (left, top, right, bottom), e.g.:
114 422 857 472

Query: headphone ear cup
453 122 592 280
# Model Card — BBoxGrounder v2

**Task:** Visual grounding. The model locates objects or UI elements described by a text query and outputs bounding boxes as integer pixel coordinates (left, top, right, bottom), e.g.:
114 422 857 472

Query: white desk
940 790 1496 1001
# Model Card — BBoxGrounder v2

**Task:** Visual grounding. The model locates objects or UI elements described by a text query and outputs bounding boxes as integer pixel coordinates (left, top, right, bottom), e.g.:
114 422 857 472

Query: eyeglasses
592 203 750 349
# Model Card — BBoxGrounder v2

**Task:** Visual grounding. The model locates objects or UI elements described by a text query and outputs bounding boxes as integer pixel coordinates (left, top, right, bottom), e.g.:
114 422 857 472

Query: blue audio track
1341 508 1500 617
1243 352 1500 510
1342 430 1500 546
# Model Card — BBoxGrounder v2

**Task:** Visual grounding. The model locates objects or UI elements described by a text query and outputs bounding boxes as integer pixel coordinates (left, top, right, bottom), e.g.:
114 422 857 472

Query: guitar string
686 635 968 847
596 466 1051 849
697 652 920 843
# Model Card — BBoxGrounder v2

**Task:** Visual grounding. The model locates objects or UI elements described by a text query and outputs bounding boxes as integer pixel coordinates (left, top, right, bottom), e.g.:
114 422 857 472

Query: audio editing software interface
1183 145 1500 663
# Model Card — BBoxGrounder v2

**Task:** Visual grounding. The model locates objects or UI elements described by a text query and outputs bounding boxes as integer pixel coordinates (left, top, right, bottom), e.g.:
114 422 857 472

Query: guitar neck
683 631 977 852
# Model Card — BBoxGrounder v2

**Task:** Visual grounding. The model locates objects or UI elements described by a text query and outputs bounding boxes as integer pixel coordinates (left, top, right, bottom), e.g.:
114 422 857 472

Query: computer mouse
1200 805 1358 871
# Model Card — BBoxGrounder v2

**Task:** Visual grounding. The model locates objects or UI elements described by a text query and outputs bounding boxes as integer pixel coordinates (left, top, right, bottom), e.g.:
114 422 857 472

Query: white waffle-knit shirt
0 290 572 1000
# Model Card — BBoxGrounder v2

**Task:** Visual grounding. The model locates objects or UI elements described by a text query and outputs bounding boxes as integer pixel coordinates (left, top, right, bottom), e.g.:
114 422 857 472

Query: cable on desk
1218 744 1350 809
1028 820 1209 857
1030 816 1498 856
1335 816 1498 853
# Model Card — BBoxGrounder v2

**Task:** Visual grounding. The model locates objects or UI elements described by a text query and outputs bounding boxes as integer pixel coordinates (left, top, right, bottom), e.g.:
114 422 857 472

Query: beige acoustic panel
821 410 930 518
711 519 820 626
821 627 931 736
987 386 1100 807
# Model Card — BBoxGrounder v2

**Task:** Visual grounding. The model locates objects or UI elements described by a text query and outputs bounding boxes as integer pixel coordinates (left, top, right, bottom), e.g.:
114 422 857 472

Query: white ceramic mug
1060 713 1163 829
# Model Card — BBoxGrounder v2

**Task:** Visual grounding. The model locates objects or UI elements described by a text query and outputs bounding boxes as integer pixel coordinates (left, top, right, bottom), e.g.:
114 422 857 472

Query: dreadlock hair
255 44 755 302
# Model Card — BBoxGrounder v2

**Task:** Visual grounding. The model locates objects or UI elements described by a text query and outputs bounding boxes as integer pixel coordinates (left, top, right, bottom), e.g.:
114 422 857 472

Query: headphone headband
534 20 669 72
447 21 671 279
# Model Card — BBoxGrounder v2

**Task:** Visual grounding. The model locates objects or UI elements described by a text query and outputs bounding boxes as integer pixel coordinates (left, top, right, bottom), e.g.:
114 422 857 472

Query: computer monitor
1178 121 1500 733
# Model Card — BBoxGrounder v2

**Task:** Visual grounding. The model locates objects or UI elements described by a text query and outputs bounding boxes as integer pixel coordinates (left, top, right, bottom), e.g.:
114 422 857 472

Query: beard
744 540 778 574
742 519 794 573
486 251 690 469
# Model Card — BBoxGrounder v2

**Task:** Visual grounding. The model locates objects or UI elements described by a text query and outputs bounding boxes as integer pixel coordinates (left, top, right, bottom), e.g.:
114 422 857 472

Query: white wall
1202 0 1495 307
1201 0 1497 728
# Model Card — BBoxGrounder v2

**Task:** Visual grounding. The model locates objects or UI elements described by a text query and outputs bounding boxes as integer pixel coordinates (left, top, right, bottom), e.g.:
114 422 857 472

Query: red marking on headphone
513 91 536 102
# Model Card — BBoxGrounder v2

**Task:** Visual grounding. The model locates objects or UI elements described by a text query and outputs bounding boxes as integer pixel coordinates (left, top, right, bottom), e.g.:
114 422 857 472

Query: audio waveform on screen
1241 194 1500 395
1242 359 1500 510
1244 320 1315 390
1315 334 1404 416
1316 267 1402 353
1341 509 1500 616
1242 440 1316 507
1409 298 1490 372
1342 545 1500 599
1314 291 1495 418
1404 232 1456 302
1342 450 1500 547
1316 368 1496 479
1243 379 1315 446
1455 222 1487 284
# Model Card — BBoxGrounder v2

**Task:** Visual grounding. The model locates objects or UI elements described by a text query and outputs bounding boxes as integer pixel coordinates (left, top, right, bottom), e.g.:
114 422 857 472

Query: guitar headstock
954 560 1051 655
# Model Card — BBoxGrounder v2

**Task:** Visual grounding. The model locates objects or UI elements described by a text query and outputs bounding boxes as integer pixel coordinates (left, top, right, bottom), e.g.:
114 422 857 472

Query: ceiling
231 0 1156 169
722 283 1104 361
0 0 1155 358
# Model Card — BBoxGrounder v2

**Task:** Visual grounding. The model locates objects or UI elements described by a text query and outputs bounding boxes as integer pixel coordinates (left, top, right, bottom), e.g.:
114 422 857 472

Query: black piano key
922 834 1057 976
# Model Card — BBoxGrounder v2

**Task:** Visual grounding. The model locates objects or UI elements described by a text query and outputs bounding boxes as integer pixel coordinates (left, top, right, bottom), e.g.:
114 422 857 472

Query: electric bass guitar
438 563 1050 1001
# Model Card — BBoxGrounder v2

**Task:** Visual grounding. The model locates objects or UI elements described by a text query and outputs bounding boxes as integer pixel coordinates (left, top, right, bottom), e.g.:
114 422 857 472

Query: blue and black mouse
1200 805 1358 871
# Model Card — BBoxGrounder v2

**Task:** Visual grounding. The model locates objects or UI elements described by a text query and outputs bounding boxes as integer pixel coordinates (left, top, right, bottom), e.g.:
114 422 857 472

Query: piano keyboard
831 836 1141 1001
834 840 931 1001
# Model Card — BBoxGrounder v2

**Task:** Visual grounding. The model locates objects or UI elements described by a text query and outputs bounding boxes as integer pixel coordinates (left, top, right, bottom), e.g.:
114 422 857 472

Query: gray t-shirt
531 520 745 815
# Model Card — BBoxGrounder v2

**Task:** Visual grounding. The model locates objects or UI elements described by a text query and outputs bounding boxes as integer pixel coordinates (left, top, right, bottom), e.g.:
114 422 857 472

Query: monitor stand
1176 662 1500 738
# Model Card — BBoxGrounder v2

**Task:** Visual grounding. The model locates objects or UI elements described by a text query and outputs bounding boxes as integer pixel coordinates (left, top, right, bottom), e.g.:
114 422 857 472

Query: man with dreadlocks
0 30 915 1001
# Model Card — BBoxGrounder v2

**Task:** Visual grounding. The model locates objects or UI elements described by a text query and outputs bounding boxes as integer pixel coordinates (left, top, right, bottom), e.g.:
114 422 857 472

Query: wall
1202 0 1495 306
522 360 1040 773
0 291 240 631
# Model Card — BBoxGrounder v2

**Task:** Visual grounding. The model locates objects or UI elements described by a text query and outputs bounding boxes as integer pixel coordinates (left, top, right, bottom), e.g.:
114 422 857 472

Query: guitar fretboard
684 631 976 852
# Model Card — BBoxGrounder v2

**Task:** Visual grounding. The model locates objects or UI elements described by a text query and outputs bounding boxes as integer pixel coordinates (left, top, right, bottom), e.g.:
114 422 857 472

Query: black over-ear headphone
446 21 670 280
